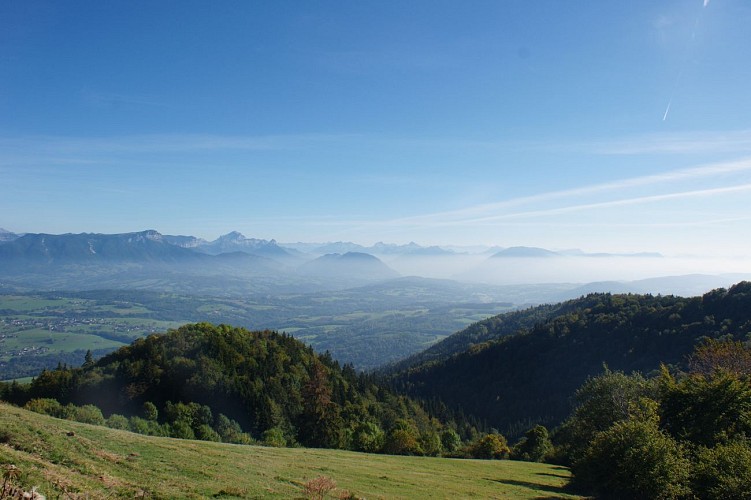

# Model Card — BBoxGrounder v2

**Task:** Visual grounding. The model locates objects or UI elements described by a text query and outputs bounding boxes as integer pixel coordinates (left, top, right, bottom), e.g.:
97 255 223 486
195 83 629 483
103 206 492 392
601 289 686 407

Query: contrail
662 0 709 121
663 99 672 121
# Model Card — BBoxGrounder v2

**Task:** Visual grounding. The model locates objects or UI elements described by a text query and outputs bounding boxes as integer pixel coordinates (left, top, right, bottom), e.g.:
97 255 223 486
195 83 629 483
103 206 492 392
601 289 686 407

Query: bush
215 414 253 444
23 398 63 418
142 401 158 421
262 427 287 447
70 404 105 426
303 475 336 500
195 424 222 442
572 418 691 499
170 420 196 440
129 416 168 436
352 421 385 453
470 433 510 460
419 429 443 457
660 370 751 447
440 428 462 454
383 428 423 456
512 425 553 462
556 370 653 464
106 414 130 430
693 440 751 499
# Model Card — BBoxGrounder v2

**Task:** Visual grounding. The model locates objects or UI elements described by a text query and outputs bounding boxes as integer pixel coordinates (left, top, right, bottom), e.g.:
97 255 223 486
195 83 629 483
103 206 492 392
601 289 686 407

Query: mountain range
0 230 401 292
0 229 747 298
0 228 671 262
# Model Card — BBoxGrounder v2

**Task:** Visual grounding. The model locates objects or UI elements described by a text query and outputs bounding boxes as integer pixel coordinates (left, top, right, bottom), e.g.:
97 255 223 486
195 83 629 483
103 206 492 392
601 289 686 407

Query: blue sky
2 0 751 259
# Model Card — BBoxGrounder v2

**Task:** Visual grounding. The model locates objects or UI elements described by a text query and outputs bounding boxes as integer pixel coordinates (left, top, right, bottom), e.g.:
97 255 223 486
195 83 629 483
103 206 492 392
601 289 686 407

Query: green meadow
0 403 581 499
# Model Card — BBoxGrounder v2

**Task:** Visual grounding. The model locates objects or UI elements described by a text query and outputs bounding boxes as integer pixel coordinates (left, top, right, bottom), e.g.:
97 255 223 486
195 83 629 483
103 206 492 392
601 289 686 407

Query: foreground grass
0 403 581 499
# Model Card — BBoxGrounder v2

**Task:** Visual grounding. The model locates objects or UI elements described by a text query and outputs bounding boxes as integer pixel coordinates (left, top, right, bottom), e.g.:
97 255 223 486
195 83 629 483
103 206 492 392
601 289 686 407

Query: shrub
693 440 751 499
512 425 553 462
129 416 151 435
303 475 336 500
215 414 249 444
262 427 287 447
142 401 159 421
213 416 254 444
352 421 384 453
129 416 168 436
195 424 222 442
170 420 196 440
23 398 64 418
419 429 443 457
0 428 12 445
660 370 751 447
106 414 130 430
572 418 691 499
440 428 462 454
70 404 105 426
556 370 653 463
470 433 510 460
383 429 423 456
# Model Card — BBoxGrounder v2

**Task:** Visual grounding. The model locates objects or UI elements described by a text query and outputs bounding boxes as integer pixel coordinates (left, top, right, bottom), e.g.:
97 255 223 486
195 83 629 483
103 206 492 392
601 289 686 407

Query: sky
2 0 751 261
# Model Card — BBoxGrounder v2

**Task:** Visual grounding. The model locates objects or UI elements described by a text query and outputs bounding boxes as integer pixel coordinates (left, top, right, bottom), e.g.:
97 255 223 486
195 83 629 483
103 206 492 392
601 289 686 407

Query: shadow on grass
487 478 568 496
536 472 570 479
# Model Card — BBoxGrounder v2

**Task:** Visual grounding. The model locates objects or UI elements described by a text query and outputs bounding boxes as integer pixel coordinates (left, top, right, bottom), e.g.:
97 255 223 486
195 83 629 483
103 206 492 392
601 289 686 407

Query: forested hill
390 282 751 437
387 300 578 372
2 323 452 452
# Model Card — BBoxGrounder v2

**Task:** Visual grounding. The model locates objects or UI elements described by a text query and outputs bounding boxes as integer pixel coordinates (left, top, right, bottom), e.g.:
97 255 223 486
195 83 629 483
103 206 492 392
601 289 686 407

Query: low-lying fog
378 253 751 287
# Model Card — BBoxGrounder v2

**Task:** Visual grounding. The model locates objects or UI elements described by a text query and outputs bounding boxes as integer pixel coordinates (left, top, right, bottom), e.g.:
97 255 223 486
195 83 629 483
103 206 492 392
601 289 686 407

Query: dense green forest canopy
386 300 577 372
390 282 751 437
0 323 468 454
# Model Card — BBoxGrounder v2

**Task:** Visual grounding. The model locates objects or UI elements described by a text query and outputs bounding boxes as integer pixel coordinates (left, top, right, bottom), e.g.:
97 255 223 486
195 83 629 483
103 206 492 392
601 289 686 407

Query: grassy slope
0 403 581 499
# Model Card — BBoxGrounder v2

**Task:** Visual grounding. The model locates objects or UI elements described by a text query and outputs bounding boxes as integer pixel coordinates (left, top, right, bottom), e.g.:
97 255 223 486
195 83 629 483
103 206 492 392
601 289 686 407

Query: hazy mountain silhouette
298 252 400 282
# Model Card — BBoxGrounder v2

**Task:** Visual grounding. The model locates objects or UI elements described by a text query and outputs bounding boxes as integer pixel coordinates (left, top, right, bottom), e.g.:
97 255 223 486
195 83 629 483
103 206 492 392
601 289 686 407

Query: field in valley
0 286 515 378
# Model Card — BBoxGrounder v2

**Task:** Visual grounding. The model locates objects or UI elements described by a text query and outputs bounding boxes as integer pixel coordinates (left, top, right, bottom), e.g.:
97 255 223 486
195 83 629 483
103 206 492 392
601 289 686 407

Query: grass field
0 403 582 499
0 294 186 378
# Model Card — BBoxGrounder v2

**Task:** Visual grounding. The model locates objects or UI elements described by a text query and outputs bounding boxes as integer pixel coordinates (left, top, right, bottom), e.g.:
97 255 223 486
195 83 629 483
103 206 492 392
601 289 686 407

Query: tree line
0 322 522 458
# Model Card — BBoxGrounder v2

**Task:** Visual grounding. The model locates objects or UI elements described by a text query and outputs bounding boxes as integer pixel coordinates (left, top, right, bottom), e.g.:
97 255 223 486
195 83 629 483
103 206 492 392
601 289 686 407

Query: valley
0 281 516 379
4 1 751 496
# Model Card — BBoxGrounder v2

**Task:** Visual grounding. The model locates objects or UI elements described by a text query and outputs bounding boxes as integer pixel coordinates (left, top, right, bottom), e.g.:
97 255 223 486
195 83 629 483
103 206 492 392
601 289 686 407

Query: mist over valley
1 227 748 379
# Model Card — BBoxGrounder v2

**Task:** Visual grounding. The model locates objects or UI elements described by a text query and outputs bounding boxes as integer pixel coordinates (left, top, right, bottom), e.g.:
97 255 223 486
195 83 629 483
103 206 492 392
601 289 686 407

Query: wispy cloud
464 183 751 224
377 157 751 228
581 130 751 155
4 129 751 158
0 133 364 156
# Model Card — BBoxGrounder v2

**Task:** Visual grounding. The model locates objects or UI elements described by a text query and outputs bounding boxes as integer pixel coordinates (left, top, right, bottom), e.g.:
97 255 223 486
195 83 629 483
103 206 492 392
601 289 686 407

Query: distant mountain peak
491 246 559 258
298 251 399 281
195 232 295 260
340 251 380 261
219 231 246 241
0 228 20 243
141 229 163 240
